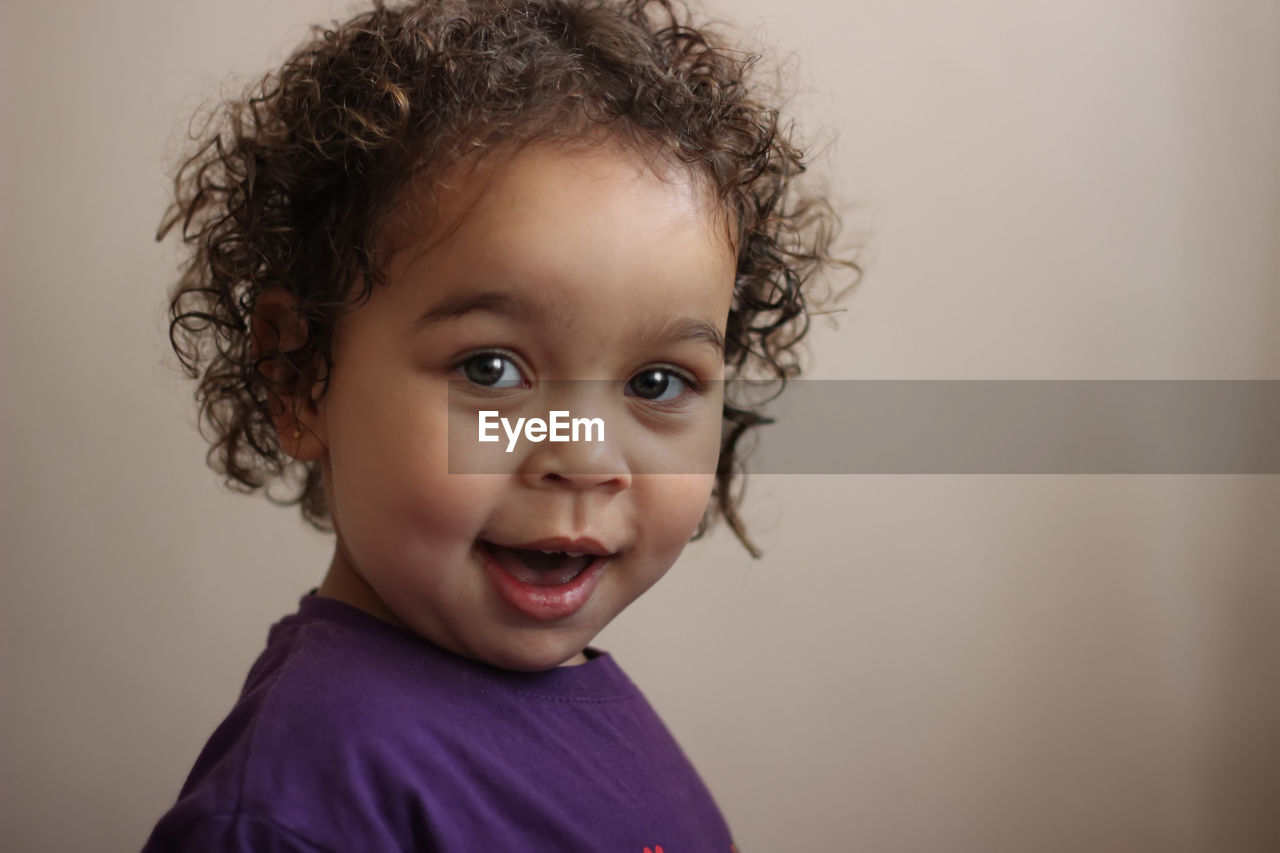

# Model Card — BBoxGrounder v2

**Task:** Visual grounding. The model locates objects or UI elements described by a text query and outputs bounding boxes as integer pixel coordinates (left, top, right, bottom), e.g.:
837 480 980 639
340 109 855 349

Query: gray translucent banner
447 380 1280 474
753 380 1280 473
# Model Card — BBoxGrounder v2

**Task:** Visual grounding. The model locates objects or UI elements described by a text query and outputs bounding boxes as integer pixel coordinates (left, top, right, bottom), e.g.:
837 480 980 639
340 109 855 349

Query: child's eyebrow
409 288 547 333
409 287 724 356
641 316 725 357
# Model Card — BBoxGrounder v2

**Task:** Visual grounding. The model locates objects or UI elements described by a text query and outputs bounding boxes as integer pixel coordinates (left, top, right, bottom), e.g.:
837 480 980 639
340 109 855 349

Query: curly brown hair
158 0 859 557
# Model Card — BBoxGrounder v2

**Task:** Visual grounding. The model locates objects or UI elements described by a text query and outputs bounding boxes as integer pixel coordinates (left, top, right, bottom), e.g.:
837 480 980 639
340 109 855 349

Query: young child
145 0 853 849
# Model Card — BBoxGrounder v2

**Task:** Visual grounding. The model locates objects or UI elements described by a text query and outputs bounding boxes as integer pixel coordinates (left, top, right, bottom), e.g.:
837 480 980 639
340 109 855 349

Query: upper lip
486 536 615 557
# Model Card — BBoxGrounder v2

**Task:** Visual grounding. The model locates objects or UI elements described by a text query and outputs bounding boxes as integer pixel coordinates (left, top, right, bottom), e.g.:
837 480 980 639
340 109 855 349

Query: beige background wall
3 0 1278 850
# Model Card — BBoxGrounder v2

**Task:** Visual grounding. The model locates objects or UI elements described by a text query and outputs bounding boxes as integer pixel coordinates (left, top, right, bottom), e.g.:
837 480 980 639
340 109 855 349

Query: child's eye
625 367 695 403
458 351 528 388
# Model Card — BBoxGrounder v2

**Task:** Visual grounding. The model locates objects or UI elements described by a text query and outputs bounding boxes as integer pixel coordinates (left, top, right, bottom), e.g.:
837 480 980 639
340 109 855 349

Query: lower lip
480 544 608 622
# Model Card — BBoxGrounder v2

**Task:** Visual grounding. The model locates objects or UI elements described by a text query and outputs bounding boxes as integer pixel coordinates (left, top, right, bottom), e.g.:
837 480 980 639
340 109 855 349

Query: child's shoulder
146 593 735 851
145 595 462 847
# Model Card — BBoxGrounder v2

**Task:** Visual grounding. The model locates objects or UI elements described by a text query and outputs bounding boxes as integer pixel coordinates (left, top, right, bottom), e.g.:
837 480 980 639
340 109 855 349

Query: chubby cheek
635 472 716 575
322 384 498 569
334 458 496 563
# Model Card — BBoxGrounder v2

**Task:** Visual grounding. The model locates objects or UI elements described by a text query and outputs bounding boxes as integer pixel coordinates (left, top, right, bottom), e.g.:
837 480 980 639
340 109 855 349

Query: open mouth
478 537 616 622
481 541 600 587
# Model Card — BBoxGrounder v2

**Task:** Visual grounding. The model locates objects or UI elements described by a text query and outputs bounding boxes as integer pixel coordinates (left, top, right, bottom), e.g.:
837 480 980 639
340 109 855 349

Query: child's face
296 140 736 671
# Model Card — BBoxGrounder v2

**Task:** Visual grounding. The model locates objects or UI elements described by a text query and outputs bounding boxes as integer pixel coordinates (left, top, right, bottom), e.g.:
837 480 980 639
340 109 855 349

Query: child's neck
315 542 409 632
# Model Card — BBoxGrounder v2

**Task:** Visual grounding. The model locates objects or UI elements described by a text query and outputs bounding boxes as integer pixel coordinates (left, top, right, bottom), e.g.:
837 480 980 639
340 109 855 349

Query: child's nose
516 436 631 493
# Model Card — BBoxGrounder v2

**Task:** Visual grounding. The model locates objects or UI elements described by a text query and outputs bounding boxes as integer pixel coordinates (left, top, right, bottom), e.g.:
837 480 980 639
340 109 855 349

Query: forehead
383 139 738 290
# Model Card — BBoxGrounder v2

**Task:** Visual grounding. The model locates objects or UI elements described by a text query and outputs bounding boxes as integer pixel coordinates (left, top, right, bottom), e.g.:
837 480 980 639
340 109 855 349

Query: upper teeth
541 549 585 557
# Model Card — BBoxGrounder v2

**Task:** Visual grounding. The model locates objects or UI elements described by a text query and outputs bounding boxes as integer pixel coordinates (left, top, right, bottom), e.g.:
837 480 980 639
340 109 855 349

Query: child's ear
251 288 327 462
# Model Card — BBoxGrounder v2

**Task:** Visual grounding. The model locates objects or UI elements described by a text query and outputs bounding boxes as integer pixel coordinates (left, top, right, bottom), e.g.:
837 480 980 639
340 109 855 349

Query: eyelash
452 350 530 390
451 351 703 404
624 365 702 406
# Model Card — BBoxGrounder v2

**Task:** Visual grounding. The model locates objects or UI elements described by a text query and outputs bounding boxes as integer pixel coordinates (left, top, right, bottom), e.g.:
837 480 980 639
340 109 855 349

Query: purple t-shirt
143 593 736 852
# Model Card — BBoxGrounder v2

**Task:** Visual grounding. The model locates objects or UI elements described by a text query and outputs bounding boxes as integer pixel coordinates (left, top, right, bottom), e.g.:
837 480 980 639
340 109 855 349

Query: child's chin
482 637 592 673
